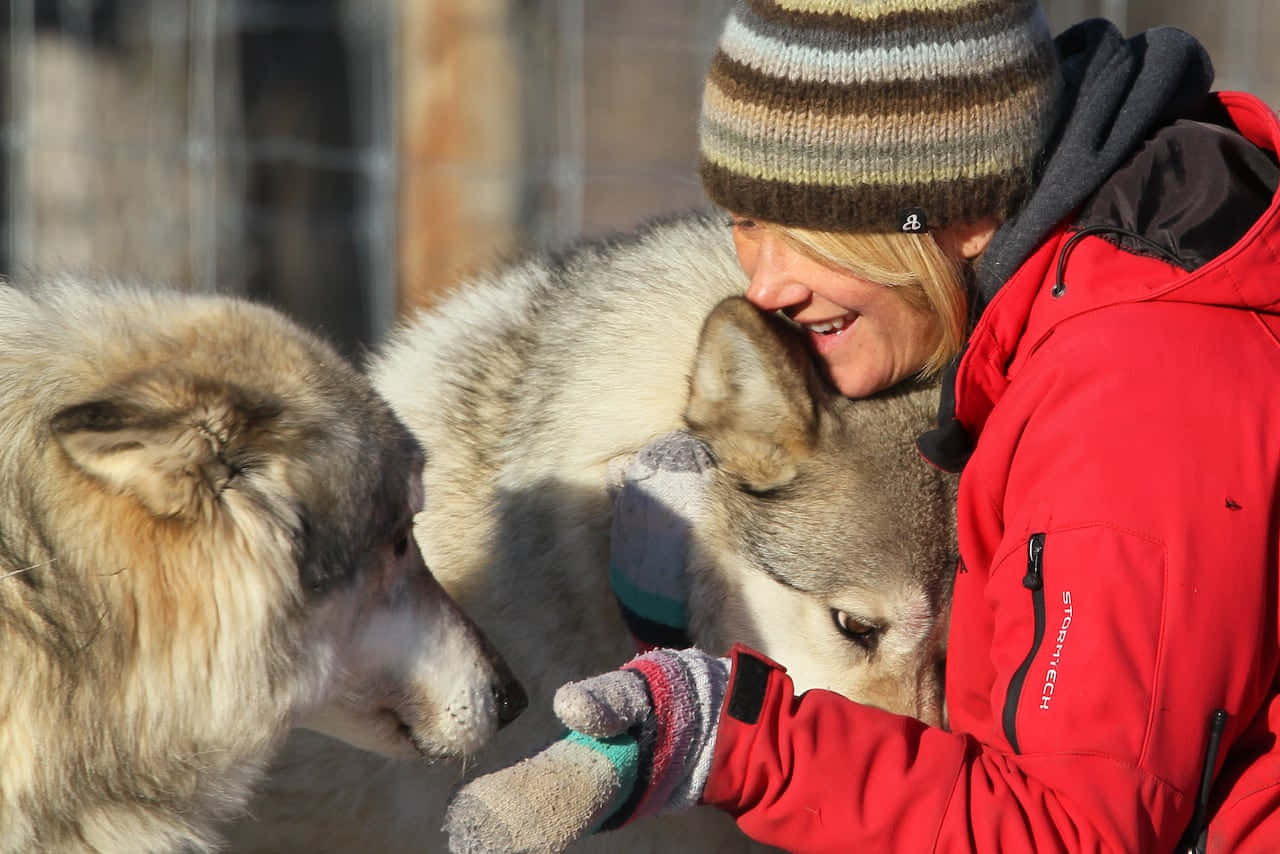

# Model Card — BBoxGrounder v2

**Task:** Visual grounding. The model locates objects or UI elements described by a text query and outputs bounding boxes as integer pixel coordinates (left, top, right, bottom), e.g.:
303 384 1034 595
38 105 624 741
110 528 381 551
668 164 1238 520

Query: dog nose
493 674 528 727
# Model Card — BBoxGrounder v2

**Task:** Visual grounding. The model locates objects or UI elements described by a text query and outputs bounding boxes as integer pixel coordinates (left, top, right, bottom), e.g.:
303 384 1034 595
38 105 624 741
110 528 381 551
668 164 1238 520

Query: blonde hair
773 225 970 378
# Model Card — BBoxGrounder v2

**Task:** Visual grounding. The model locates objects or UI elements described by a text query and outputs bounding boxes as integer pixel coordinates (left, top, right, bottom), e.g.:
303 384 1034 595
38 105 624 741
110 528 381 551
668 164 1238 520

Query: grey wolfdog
0 277 524 854
225 212 959 853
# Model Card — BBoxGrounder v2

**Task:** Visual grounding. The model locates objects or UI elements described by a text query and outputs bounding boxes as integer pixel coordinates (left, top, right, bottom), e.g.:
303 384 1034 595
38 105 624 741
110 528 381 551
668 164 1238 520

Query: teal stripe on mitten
564 730 640 832
608 562 687 632
609 431 715 650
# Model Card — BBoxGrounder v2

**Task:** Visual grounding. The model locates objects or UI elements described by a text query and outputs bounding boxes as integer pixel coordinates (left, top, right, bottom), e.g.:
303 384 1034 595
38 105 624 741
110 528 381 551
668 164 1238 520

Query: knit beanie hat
698 0 1061 233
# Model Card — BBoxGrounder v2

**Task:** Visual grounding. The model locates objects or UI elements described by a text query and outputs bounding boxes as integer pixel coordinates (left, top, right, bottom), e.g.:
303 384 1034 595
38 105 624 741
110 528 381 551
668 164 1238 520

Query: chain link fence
2 0 1275 355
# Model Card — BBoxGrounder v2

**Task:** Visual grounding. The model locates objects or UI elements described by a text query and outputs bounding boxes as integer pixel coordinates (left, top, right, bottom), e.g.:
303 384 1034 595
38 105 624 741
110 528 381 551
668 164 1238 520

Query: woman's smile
732 219 940 398
796 311 860 356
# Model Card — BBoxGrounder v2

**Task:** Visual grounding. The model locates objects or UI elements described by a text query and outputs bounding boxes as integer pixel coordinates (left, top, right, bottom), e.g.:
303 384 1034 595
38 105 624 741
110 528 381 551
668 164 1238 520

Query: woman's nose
742 234 808 311
743 235 812 311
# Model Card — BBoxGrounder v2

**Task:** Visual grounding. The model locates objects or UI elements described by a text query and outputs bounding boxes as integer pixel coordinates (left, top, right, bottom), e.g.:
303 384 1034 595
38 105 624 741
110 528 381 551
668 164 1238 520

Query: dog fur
0 277 523 854
225 212 958 852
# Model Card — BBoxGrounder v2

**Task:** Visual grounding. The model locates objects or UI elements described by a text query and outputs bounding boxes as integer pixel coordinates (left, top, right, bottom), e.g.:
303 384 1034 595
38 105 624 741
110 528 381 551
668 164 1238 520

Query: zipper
1179 708 1229 854
1003 532 1047 754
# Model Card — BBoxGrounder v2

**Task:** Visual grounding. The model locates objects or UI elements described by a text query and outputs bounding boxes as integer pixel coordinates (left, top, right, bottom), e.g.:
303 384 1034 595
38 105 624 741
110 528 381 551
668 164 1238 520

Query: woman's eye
729 216 758 232
832 610 880 651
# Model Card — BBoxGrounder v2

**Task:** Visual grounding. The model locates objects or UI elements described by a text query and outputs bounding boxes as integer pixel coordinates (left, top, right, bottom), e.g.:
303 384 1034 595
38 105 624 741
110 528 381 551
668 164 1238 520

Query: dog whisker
0 559 56 581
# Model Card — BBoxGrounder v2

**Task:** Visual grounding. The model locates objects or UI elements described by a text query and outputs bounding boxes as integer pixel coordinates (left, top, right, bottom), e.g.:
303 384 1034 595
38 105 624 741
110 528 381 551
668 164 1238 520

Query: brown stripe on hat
740 0 1042 47
706 49 1056 117
699 159 1038 232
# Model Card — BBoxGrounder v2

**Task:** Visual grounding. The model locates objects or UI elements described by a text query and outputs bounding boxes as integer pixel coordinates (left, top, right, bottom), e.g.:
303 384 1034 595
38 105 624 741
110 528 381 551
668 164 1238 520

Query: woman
446 1 1280 851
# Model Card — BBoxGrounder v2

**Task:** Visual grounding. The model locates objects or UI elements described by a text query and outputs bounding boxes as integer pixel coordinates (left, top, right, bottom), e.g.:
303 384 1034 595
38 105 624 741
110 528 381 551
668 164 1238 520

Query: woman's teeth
805 315 852 335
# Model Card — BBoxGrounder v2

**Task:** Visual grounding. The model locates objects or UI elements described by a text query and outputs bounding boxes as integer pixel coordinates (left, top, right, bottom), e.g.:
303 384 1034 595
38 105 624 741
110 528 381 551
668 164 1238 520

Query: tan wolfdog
0 277 524 854
227 213 958 853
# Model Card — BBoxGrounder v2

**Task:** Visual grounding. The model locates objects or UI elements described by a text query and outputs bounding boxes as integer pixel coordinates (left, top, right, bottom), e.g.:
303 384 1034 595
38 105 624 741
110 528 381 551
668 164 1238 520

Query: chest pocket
993 526 1166 762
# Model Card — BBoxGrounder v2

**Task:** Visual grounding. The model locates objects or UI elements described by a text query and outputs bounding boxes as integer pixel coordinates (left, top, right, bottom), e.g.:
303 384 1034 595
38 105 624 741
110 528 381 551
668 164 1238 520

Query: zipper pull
1023 533 1045 590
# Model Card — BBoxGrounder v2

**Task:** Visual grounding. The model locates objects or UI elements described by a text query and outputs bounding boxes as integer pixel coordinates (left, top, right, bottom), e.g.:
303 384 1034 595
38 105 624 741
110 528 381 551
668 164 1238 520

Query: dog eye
392 529 410 558
737 480 778 498
831 610 880 651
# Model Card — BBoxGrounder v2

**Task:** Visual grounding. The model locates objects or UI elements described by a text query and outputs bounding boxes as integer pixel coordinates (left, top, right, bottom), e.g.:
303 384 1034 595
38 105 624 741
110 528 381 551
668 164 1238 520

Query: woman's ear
938 218 999 260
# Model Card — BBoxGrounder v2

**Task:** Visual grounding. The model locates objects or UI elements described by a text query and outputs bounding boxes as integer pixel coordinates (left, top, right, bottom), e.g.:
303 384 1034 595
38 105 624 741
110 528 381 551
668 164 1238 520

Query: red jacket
702 90 1280 852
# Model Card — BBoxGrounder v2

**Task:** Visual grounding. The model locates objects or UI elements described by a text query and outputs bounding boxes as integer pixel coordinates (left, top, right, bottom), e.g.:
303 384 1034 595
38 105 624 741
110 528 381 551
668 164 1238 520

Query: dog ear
51 374 280 519
684 297 824 492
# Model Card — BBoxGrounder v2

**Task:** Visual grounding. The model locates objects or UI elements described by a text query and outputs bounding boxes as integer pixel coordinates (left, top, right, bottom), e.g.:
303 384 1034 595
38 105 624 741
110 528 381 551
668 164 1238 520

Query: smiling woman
728 214 990 398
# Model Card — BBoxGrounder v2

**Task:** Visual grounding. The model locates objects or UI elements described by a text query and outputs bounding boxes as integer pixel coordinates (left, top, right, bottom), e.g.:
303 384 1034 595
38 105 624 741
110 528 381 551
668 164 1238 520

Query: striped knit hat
699 0 1060 233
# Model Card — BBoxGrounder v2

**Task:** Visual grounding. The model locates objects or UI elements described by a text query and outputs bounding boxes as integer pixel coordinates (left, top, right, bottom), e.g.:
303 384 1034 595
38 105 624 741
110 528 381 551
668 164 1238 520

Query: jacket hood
915 21 1280 472
920 89 1280 473
974 18 1215 309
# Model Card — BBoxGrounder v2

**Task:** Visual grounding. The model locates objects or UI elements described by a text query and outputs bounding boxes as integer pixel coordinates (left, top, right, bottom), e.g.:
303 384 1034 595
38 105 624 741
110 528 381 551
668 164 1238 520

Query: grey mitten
608 431 716 651
444 647 730 854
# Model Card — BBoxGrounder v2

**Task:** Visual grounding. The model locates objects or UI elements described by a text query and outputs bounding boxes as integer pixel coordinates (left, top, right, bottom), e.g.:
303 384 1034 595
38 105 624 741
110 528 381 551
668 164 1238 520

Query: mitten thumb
553 669 651 737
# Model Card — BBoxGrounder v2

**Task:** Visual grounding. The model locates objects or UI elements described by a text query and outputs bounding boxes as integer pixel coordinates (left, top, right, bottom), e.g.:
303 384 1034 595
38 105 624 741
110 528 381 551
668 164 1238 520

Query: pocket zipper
1003 532 1046 754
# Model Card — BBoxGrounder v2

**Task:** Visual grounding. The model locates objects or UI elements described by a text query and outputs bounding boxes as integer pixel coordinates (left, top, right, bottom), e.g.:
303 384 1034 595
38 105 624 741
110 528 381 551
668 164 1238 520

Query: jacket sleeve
702 645 973 853
702 645 1182 853
702 305 1280 852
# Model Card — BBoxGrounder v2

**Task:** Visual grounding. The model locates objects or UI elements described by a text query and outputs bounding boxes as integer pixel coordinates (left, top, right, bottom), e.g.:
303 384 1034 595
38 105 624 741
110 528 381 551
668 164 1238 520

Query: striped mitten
608 432 716 651
444 647 730 854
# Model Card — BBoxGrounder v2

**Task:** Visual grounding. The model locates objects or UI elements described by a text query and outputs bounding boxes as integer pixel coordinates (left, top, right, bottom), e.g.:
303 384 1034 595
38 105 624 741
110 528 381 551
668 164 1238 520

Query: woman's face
732 217 941 399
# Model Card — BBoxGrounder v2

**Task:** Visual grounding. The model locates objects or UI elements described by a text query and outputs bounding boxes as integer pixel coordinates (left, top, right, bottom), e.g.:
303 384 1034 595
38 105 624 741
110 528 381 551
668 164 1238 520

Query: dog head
684 297 958 727
22 282 523 772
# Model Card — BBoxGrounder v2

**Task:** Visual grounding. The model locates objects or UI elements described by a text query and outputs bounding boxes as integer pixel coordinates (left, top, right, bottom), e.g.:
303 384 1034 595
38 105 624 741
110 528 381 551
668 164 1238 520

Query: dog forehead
824 572 933 614
877 586 942 648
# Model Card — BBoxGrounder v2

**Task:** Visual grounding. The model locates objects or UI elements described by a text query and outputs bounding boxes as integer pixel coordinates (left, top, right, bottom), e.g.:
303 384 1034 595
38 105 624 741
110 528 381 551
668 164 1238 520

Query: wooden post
396 0 521 313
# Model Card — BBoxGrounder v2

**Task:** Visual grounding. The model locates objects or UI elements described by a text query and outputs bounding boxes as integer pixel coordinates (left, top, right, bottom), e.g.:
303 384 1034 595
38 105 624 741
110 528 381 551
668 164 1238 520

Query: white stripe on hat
718 7 1051 85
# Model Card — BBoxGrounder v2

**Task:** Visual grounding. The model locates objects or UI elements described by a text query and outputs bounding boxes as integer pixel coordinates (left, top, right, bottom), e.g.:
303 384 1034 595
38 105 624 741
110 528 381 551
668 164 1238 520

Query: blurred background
2 0 1276 360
